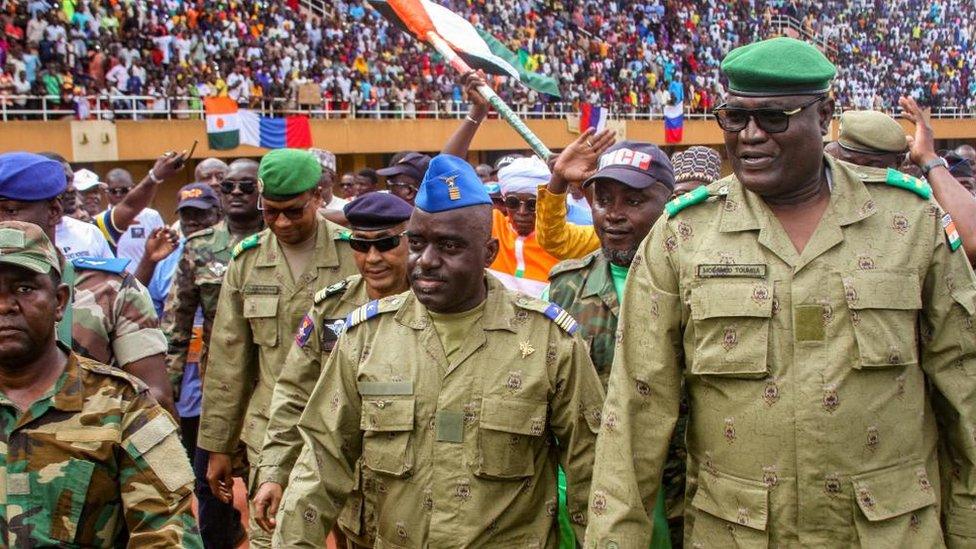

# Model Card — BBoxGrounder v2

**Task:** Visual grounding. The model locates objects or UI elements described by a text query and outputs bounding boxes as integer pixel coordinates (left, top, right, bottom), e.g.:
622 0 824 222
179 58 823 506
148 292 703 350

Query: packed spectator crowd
0 0 973 118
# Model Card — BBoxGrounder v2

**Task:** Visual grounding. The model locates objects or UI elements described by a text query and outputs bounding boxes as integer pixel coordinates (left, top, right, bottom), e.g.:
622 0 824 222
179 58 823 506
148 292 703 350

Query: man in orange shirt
488 156 559 296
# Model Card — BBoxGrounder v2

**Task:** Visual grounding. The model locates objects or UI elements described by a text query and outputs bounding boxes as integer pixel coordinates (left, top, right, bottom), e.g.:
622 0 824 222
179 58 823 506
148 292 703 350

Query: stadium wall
5 118 973 221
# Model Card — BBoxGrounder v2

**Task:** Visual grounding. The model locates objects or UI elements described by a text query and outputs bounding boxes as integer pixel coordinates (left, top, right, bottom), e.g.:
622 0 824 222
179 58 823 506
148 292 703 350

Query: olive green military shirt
198 218 357 457
585 157 976 548
276 276 606 548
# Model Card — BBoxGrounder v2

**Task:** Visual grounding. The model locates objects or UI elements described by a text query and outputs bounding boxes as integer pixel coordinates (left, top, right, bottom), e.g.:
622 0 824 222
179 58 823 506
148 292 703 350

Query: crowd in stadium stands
0 0 973 118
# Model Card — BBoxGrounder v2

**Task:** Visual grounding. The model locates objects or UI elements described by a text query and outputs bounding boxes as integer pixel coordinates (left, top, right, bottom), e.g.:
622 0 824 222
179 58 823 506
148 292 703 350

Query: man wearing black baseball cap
547 133 682 548
377 151 431 206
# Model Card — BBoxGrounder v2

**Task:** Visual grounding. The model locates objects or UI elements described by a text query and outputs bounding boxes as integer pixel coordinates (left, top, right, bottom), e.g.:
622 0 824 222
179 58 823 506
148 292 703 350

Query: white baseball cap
73 169 105 192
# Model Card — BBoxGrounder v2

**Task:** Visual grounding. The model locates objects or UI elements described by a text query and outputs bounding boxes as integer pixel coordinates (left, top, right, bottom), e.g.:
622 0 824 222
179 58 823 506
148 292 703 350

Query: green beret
721 37 837 96
258 149 322 197
838 110 907 154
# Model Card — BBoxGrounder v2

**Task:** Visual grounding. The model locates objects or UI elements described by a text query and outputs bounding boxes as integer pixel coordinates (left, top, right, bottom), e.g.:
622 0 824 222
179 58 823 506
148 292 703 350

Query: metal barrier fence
1 95 974 122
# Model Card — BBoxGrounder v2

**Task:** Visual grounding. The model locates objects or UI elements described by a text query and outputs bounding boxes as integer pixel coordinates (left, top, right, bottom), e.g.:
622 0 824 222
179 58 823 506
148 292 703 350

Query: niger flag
205 97 240 150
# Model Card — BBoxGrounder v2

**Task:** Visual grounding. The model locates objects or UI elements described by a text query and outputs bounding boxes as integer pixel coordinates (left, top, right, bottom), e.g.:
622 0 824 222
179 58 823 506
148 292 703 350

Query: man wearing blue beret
587 37 976 547
199 148 358 549
0 151 177 417
253 191 413 547
277 154 605 547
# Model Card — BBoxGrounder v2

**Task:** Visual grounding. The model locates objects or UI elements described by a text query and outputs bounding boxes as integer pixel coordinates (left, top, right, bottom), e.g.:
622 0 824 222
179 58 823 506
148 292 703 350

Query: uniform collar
396 274 517 333
718 155 877 234
256 217 341 269
343 275 370 306
51 350 84 412
580 252 615 299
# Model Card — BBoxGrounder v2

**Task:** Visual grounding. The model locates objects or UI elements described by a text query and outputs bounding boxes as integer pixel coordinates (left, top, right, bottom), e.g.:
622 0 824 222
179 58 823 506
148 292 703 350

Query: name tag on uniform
436 410 464 443
697 264 767 278
243 284 280 295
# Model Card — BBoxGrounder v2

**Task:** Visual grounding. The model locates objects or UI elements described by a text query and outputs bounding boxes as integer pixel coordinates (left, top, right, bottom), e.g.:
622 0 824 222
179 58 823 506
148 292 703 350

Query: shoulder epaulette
314 277 352 304
515 296 579 335
878 168 932 199
345 294 404 328
549 253 595 279
72 256 130 274
664 185 710 218
77 356 148 390
184 226 215 242
232 233 261 258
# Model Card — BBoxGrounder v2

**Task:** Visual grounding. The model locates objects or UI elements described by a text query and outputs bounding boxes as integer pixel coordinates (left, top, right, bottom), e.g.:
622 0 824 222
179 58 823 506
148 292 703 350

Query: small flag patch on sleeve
296 314 315 348
943 213 962 252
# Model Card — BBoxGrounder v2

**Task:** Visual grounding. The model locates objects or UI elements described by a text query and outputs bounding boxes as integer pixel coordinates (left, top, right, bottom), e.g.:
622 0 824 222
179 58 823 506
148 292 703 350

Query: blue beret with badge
0 152 67 201
414 154 492 213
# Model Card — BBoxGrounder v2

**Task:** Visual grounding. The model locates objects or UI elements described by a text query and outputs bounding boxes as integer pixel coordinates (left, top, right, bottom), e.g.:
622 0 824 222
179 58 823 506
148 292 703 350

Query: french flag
664 103 684 144
580 103 608 132
240 110 313 149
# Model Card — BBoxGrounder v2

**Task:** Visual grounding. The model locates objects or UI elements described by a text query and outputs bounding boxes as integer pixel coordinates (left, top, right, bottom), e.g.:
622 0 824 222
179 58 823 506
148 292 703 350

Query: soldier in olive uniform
199 149 357 548
824 110 908 170
253 193 413 547
163 159 265 549
276 155 605 548
585 37 976 548
548 141 682 548
0 152 177 417
0 221 202 548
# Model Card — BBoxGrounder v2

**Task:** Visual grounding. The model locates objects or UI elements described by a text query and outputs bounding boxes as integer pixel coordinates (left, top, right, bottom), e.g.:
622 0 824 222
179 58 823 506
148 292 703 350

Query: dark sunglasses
107 187 132 197
503 196 537 212
261 200 311 221
348 233 405 253
713 96 825 134
220 180 257 194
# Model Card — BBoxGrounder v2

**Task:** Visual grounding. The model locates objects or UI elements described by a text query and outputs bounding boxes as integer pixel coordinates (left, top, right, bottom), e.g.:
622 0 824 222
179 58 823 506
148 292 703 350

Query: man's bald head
196 158 230 191
105 168 134 206
956 145 976 167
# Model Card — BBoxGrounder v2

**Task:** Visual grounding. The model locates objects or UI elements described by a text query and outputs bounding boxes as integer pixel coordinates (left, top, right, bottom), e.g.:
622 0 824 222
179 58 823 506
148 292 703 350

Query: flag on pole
664 103 684 144
205 97 241 150
580 103 608 132
476 28 561 97
369 0 520 80
239 110 312 149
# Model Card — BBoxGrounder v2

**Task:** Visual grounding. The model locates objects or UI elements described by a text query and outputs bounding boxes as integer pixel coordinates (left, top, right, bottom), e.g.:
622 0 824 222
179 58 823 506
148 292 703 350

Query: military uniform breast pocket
842 271 921 368
689 280 773 378
474 397 547 480
16 458 97 545
243 295 279 347
361 397 415 477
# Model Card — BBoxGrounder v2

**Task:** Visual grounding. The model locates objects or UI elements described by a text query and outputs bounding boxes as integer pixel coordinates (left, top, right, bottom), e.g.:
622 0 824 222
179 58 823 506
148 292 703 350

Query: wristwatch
921 156 948 175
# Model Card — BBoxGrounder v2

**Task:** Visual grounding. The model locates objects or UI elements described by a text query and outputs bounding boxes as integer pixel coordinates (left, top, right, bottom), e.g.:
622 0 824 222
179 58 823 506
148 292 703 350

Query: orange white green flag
204 97 240 150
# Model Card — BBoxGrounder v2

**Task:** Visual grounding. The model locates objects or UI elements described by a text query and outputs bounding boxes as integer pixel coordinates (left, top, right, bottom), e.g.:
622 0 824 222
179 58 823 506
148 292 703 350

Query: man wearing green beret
198 148 357 548
824 110 907 169
587 37 976 547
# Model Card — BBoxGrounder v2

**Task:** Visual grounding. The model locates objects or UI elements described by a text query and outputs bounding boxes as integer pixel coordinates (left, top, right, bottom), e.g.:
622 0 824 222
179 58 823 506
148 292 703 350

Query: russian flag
579 103 608 132
664 103 684 144
239 110 313 149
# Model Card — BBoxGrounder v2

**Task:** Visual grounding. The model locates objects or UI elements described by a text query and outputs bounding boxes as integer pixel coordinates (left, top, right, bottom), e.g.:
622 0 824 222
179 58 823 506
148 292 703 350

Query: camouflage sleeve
584 219 683 548
275 327 364 547
162 245 201 395
548 326 605 541
110 274 167 367
198 259 258 454
118 389 202 547
919 210 976 547
256 306 323 487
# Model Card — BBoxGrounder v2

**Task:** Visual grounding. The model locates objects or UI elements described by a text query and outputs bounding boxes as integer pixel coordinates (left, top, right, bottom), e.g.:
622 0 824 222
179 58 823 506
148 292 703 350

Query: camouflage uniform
276 277 606 548
258 274 372 547
0 350 202 547
162 220 256 389
199 219 356 548
549 251 687 546
62 257 167 369
585 158 976 547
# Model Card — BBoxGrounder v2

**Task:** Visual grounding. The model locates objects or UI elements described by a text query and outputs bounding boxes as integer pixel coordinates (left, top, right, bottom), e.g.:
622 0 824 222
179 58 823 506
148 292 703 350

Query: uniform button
607 542 619 549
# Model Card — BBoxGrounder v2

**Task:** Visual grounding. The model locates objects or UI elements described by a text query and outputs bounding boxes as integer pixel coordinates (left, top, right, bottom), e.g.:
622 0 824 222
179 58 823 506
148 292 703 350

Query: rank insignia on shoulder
543 303 579 335
943 213 962 252
346 300 381 329
72 256 130 274
296 314 315 348
884 168 932 199
232 234 261 258
314 279 350 304
664 185 710 218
